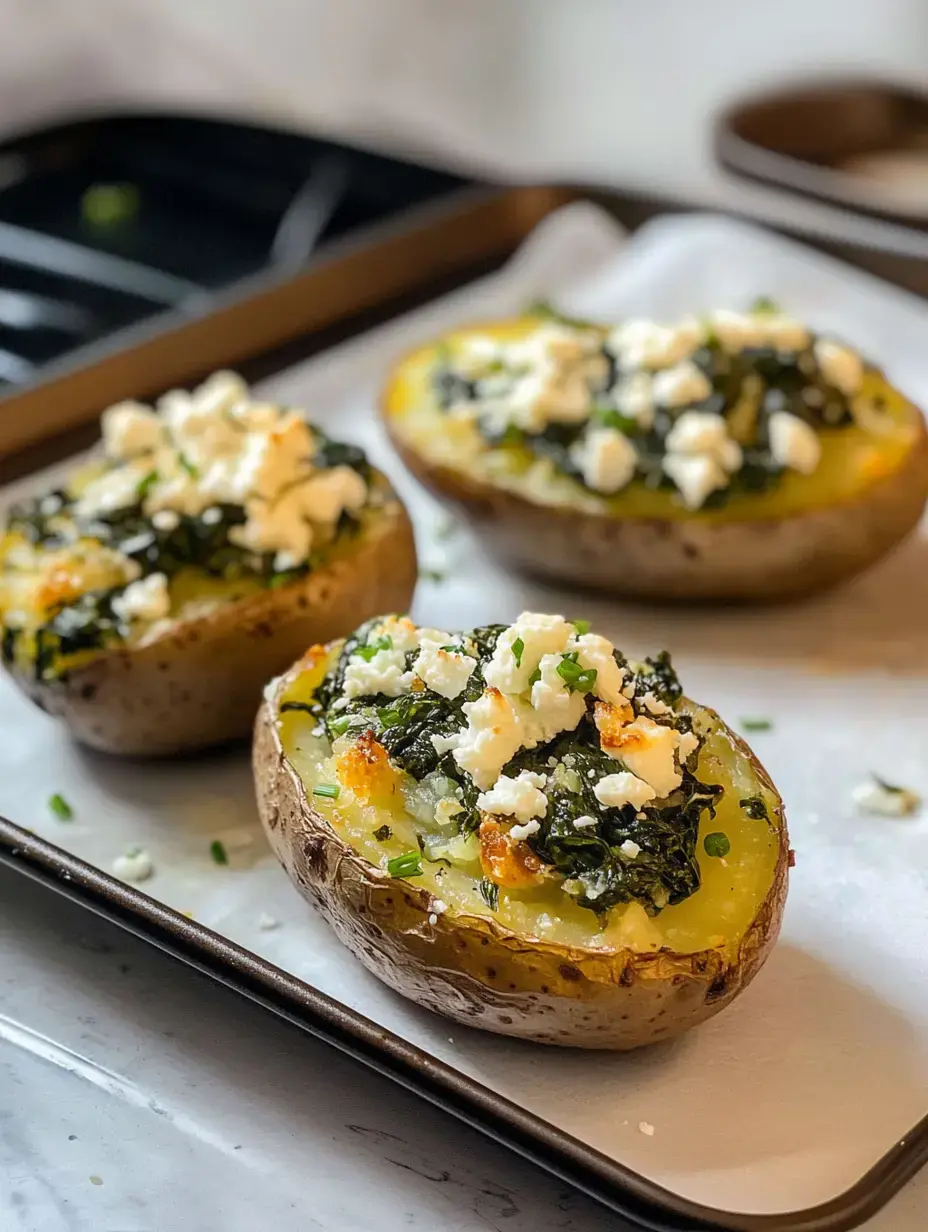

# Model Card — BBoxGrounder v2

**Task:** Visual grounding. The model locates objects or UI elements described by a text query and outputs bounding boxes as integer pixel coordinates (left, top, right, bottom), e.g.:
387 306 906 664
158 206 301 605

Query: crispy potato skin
386 418 928 601
254 682 789 1050
7 478 416 756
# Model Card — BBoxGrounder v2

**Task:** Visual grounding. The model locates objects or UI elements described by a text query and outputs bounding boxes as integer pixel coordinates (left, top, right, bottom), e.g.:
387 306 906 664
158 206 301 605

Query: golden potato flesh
382 319 928 600
255 629 789 1049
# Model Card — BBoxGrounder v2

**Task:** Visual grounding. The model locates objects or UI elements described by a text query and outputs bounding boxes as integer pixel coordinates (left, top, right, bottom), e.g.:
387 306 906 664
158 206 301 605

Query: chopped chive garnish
873 774 906 794
355 635 392 662
81 182 140 226
703 832 731 859
528 666 542 688
210 839 228 865
136 470 158 500
750 295 780 315
478 877 500 911
373 824 393 842
178 453 199 479
440 644 460 653
556 652 597 694
741 717 772 732
421 568 446 584
329 715 351 736
387 850 422 878
593 407 637 434
48 793 73 821
572 619 590 636
511 636 525 668
312 783 340 799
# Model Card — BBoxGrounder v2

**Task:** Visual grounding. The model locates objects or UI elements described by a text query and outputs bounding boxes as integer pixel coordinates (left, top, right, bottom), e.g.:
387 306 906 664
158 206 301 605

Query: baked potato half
1 373 416 756
382 308 928 601
255 612 789 1048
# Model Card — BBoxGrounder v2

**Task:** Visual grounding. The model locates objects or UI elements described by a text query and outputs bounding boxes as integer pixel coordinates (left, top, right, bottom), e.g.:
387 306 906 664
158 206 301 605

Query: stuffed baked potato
382 305 928 600
0 372 416 755
255 612 788 1048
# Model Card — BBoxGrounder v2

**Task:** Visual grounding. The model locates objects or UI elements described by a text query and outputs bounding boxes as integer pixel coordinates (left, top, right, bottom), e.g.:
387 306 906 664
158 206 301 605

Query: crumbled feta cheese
431 899 448 914
612 370 655 428
112 573 171 624
477 771 548 823
430 732 461 756
663 411 742 510
375 616 423 656
677 730 700 762
709 310 809 354
453 688 527 789
112 847 154 882
573 814 598 828
414 638 477 700
620 839 641 859
665 411 743 472
768 411 822 476
652 361 712 408
101 401 164 459
603 716 682 797
202 506 223 526
343 648 412 700
293 465 368 525
151 509 180 532
572 633 628 707
258 913 280 931
608 318 702 370
484 612 573 694
662 453 729 512
814 340 863 396
508 819 542 842
570 427 637 495
529 653 589 743
594 772 656 810
639 691 673 716
852 777 921 817
428 912 438 925
482 326 600 433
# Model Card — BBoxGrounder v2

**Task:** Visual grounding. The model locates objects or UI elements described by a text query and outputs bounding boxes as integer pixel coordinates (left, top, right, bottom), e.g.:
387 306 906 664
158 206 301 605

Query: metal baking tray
2 184 928 1232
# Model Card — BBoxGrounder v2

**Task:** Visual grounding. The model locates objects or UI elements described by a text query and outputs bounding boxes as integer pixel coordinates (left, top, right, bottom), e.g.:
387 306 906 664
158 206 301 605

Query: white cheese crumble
652 361 712 409
814 339 864 396
484 612 573 695
508 819 542 842
573 814 598 828
663 411 743 510
607 716 683 797
768 411 822 475
452 688 527 789
639 691 673 716
111 573 171 624
612 370 655 428
414 638 477 700
608 318 702 370
112 847 154 882
570 427 637 495
78 372 370 568
572 633 628 707
594 772 656 810
620 839 641 859
257 913 280 931
852 777 921 817
477 771 548 823
343 647 412 700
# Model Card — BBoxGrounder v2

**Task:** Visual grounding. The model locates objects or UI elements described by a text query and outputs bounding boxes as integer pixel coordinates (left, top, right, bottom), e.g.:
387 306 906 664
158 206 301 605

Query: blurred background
3 0 928 463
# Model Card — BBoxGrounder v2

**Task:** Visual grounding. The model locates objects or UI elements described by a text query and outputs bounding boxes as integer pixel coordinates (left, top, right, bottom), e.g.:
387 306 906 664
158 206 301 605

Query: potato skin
254 682 789 1050
8 479 416 757
386 418 928 602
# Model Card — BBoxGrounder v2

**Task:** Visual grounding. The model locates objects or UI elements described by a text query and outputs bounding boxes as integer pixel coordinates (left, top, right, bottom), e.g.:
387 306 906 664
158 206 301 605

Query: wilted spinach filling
4 427 372 677
315 620 722 917
432 308 859 506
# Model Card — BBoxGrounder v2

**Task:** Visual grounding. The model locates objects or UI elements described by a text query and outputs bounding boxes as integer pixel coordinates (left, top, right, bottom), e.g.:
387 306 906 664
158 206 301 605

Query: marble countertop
2 861 927 1232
